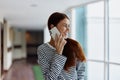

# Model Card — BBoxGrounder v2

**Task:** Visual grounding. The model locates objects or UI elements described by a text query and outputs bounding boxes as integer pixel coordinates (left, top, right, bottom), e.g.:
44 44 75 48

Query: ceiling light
30 4 38 7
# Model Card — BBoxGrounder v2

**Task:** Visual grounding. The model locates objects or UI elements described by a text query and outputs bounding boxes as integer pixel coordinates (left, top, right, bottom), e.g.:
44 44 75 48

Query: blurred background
0 0 120 80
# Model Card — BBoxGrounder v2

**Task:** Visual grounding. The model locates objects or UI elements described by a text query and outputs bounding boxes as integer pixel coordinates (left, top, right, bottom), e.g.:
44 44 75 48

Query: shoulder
37 43 48 51
77 61 86 66
37 43 49 55
76 61 86 69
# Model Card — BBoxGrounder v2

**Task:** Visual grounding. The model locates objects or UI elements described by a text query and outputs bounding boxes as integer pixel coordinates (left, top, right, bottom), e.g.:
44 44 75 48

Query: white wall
3 21 13 70
12 28 26 60
44 26 50 43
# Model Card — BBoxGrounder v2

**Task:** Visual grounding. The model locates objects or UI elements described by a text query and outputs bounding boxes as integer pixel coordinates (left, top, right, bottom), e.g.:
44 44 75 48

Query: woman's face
56 18 70 38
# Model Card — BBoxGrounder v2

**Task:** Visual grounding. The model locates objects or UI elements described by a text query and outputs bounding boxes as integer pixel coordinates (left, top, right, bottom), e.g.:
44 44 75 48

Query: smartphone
49 27 60 40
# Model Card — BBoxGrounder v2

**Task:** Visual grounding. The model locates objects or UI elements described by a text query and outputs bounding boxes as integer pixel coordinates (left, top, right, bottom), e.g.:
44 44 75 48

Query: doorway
0 23 4 76
26 30 44 64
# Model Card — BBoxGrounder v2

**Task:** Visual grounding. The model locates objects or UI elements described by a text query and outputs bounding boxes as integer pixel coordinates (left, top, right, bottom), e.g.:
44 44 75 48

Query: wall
44 26 50 43
3 20 13 70
12 28 26 60
26 30 43 64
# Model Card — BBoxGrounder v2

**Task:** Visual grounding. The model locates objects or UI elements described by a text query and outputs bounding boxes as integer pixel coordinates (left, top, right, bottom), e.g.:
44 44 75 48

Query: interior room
0 0 120 80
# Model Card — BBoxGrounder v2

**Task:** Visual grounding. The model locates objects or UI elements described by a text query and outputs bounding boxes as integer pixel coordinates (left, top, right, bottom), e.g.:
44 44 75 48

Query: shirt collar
46 42 56 50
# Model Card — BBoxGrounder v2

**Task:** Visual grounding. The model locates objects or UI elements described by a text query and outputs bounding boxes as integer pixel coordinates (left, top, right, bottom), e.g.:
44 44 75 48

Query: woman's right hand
54 34 67 55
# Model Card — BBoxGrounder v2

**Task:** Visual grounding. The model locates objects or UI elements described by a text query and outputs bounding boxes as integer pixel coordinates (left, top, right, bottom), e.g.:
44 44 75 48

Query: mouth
65 32 68 36
64 33 68 38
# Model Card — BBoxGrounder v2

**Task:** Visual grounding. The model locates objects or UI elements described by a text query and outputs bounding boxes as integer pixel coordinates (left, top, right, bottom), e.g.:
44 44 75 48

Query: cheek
58 27 65 33
62 27 67 31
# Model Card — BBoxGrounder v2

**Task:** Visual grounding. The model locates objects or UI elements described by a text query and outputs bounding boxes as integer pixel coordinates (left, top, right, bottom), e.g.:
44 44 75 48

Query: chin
64 35 68 39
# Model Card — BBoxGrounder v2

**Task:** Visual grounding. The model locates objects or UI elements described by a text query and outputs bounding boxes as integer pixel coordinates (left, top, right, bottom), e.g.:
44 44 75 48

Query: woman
37 12 86 80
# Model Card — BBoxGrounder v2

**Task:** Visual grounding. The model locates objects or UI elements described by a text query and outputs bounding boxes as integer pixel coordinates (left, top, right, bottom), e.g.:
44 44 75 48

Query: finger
59 39 67 50
54 34 58 45
57 34 62 45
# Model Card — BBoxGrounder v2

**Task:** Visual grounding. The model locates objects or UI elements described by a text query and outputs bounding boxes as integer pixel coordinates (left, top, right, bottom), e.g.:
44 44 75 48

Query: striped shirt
37 43 86 80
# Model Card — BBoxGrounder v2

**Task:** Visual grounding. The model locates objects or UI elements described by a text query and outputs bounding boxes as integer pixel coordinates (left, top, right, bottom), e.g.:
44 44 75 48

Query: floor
3 59 37 80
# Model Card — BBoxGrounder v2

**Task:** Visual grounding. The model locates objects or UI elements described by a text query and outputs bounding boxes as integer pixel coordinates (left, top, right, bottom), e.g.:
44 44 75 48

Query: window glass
109 64 120 80
87 62 104 80
109 0 120 63
86 2 104 60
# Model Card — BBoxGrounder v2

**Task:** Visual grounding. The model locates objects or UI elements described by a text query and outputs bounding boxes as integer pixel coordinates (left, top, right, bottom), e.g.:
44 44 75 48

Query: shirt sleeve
37 46 67 80
76 61 86 80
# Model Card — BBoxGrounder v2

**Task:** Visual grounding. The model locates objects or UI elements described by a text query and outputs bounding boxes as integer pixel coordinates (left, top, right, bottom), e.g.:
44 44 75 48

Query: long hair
62 38 86 71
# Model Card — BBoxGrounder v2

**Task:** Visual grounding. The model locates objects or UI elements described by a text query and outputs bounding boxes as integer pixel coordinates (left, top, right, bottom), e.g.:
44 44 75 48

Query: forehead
59 18 70 25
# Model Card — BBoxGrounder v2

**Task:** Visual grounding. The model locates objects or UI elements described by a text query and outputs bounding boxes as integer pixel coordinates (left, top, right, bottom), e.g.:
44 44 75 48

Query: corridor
3 59 37 80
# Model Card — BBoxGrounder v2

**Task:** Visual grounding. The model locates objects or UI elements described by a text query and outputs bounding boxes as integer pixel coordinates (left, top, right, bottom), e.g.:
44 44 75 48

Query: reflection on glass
87 62 104 80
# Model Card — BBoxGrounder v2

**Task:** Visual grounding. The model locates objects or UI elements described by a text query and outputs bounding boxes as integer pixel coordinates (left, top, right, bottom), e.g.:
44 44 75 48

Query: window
72 0 120 80
86 1 104 80
109 0 120 63
109 0 120 79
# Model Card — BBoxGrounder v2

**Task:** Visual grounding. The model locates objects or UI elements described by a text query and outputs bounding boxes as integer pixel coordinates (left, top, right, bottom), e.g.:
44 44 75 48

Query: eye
68 25 70 28
64 25 67 28
63 24 69 28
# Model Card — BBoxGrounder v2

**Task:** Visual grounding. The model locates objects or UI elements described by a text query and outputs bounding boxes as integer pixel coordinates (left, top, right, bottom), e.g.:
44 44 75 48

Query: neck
49 38 55 47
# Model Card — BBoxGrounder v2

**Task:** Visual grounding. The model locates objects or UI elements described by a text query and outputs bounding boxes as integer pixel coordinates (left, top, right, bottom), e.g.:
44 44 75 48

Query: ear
50 24 54 29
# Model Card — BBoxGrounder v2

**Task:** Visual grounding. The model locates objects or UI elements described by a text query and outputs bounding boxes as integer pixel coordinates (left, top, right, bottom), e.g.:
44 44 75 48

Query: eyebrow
62 23 70 25
62 23 70 27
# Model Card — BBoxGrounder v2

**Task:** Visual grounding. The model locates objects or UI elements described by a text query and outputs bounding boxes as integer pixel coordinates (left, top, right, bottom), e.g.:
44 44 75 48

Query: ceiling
0 0 99 30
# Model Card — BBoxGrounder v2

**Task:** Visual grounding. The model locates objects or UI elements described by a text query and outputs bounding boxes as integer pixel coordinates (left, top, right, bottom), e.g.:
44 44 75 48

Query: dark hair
63 38 86 71
47 12 69 30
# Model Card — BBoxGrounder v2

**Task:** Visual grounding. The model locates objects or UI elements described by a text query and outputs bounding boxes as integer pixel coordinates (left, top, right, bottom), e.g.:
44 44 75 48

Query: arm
76 61 86 80
37 47 67 80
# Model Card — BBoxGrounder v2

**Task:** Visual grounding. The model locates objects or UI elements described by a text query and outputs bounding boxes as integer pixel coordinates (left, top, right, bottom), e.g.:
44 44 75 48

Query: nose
66 26 70 32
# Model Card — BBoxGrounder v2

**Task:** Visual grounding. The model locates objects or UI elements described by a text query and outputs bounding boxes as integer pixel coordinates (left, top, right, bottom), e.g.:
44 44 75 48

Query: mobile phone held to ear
50 27 60 40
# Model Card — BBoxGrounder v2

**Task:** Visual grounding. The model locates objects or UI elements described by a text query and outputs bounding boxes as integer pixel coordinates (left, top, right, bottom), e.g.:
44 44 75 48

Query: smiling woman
37 12 86 80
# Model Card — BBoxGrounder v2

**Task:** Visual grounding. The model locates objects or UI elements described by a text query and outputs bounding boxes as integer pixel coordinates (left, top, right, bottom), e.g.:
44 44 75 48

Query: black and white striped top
37 43 86 80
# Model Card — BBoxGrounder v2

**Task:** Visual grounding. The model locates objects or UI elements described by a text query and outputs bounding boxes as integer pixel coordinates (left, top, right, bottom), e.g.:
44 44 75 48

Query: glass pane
109 0 120 63
86 1 104 60
109 0 120 18
109 64 120 80
87 1 104 18
87 61 104 80
109 25 120 63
